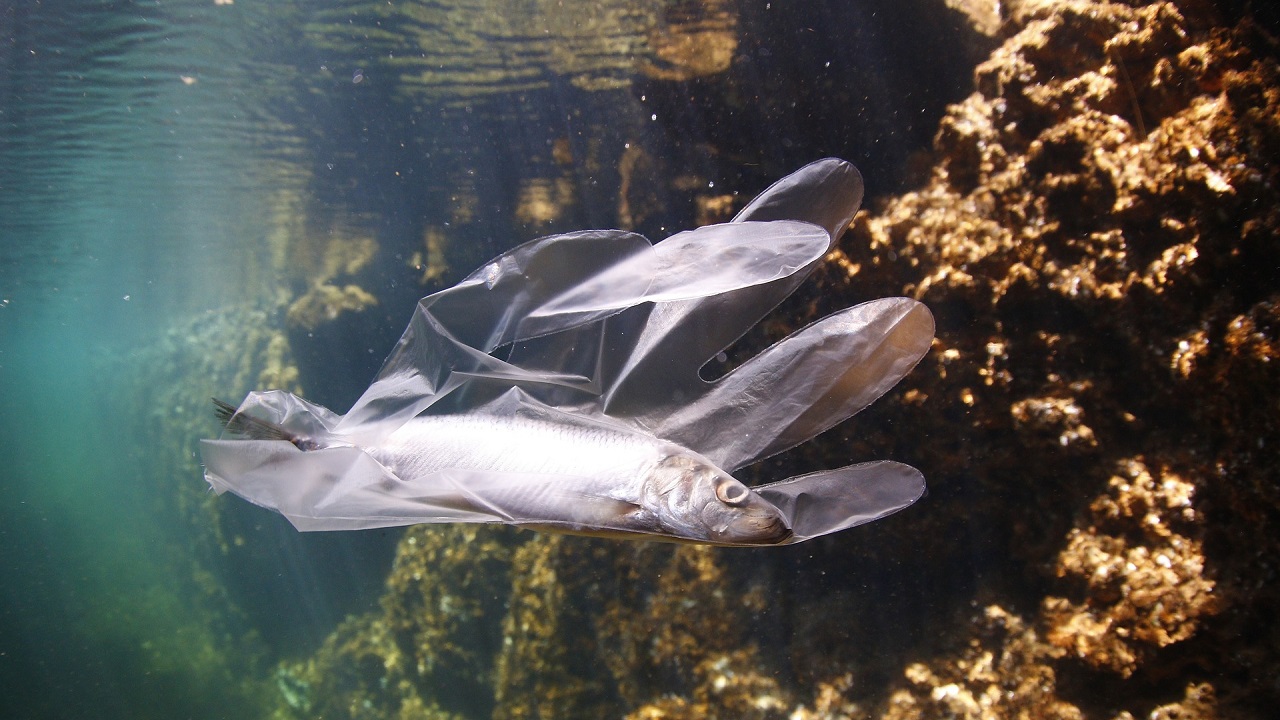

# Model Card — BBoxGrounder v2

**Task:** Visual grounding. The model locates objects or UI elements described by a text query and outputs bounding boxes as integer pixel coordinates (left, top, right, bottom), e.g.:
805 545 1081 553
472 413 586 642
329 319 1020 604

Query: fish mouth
753 521 794 545
716 515 793 546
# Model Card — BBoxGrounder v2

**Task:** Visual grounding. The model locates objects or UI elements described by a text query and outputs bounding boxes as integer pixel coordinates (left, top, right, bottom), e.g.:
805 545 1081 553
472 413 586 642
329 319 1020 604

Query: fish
200 158 935 546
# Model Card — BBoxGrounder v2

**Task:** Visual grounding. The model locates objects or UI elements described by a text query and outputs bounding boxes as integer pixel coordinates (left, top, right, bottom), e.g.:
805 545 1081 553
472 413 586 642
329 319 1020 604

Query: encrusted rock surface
823 0 1279 715
1041 459 1216 678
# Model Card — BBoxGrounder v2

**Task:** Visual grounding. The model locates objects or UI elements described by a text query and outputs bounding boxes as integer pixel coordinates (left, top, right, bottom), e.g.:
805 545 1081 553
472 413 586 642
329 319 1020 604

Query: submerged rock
828 0 1279 715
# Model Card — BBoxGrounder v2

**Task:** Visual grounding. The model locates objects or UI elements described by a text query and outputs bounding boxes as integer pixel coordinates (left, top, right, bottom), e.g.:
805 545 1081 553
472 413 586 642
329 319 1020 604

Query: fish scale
376 414 663 499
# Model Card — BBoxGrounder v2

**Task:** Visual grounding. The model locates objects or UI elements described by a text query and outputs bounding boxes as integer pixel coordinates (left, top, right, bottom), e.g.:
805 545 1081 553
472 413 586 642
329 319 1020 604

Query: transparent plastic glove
201 159 933 545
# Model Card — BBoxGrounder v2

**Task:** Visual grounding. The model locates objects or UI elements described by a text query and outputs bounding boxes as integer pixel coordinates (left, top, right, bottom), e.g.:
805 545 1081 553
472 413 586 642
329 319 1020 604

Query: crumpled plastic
201 158 934 544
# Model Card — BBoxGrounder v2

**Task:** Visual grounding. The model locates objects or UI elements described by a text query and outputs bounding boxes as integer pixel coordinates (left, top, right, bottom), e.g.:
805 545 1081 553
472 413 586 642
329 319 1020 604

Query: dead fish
211 394 792 545
201 158 935 546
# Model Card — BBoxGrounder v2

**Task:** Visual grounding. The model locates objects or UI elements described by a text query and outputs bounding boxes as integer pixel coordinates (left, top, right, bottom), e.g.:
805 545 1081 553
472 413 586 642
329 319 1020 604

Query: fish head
648 452 792 546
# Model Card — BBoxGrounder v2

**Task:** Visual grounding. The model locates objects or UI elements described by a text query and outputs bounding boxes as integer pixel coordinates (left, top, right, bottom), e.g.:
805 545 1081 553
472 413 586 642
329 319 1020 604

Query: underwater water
5 1 1278 719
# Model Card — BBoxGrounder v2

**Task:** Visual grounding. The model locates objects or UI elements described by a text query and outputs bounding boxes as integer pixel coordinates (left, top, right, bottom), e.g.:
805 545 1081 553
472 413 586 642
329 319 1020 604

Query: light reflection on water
1 0 308 317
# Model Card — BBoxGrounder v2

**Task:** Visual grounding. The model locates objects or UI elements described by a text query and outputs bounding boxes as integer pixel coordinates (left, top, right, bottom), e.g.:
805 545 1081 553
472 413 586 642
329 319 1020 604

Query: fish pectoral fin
514 496 663 540
534 489 650 531
411 469 644 530
431 470 521 523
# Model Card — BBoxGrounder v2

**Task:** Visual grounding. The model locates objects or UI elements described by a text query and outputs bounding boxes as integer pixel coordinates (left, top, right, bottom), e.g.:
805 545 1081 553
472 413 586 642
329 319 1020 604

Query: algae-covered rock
274 531 798 720
286 282 378 330
824 0 1279 714
285 234 379 330
1042 459 1217 678
272 525 517 720
882 606 1081 720
106 304 306 718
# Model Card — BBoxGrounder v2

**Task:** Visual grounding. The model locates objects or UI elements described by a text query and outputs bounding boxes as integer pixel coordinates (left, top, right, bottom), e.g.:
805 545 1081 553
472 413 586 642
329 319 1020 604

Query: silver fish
212 398 790 545
201 158 934 546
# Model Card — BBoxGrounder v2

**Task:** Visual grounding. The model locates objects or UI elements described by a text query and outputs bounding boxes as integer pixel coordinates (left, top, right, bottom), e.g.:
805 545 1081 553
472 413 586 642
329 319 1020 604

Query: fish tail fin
212 397 321 451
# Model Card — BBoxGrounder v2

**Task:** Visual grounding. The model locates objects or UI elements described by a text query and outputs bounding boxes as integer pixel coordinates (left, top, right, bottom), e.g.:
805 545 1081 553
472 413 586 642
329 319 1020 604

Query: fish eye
715 478 750 506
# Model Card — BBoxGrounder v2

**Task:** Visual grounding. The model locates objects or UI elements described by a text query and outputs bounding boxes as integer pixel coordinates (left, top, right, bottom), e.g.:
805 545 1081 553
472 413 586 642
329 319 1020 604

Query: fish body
372 414 791 544
205 405 794 545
